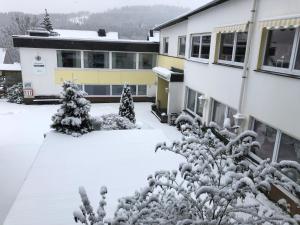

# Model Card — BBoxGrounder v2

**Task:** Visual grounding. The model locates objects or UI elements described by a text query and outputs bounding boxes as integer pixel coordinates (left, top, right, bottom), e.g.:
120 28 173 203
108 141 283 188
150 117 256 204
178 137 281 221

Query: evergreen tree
6 82 24 104
51 81 93 136
41 9 53 32
119 84 136 123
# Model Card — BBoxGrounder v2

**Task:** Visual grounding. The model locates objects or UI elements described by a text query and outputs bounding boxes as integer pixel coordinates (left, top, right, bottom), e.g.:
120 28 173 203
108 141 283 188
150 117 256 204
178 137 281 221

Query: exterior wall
157 55 184 70
167 82 184 114
160 21 188 57
156 77 168 110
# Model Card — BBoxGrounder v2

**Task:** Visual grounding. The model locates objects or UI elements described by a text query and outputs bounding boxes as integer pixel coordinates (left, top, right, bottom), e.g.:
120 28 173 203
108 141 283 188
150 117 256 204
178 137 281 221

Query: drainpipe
234 0 258 128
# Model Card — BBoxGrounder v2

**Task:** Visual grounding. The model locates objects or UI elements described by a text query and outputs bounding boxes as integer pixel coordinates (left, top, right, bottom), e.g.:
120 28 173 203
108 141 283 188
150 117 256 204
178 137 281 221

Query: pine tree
51 81 93 136
41 9 53 32
119 84 136 123
6 82 24 104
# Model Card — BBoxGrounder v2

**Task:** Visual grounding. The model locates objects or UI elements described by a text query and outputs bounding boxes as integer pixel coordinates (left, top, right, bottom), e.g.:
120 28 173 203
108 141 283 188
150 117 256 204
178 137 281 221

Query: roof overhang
152 66 184 82
153 0 230 31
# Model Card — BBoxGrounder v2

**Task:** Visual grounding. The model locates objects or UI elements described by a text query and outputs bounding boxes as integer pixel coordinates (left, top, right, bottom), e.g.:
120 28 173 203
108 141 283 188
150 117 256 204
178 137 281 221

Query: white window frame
111 51 138 70
177 35 186 57
189 33 211 63
261 27 300 76
82 50 110 69
185 87 204 117
218 32 247 67
137 52 157 70
210 99 237 127
56 50 82 68
163 37 169 54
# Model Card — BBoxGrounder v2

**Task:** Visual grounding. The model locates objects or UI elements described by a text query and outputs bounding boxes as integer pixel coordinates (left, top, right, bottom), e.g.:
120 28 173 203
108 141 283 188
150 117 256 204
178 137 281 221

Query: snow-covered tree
41 9 53 32
51 81 93 136
74 119 300 224
119 84 136 123
6 82 24 104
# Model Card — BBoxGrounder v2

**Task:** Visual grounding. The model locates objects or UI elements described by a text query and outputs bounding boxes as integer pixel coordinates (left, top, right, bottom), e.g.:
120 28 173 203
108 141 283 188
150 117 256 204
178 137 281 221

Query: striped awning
259 17 300 29
214 23 248 33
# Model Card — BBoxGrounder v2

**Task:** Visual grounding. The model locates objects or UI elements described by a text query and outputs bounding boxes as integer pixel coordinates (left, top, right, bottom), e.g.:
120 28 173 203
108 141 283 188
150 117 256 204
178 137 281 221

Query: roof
0 63 21 71
152 66 184 82
153 0 230 31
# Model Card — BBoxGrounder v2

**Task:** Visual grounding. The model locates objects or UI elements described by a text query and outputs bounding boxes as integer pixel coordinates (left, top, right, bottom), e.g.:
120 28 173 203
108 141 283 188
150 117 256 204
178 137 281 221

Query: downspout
235 0 258 127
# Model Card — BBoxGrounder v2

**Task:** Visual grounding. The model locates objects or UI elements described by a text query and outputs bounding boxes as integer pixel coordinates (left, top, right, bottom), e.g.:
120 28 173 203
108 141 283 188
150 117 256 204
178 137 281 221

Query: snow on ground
0 101 181 225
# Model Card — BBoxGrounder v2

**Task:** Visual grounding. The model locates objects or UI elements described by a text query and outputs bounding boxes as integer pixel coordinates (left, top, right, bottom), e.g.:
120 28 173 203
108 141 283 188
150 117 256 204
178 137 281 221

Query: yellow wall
157 55 184 70
55 69 156 85
156 77 169 110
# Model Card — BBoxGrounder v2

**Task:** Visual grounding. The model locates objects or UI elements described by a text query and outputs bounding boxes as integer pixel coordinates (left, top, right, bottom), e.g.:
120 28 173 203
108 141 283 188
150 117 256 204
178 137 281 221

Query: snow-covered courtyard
0 101 181 225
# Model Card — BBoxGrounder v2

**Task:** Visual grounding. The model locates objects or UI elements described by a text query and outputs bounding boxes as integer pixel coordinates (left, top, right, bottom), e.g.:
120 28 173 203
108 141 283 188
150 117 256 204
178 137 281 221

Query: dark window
235 32 247 62
112 52 136 69
191 36 200 58
252 120 277 160
200 35 211 59
84 51 109 68
178 36 186 56
163 37 169 54
186 88 196 112
264 28 295 68
219 33 235 61
57 50 81 68
295 39 300 70
85 85 110 95
139 53 156 69
212 100 226 127
138 85 147 95
111 85 123 95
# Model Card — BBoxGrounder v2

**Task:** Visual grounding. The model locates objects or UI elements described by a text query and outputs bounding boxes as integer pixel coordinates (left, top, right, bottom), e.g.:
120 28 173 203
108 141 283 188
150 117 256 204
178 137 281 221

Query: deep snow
0 100 181 224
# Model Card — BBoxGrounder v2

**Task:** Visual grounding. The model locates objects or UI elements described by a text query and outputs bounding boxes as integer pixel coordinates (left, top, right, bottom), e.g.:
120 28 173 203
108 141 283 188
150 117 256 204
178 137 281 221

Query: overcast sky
0 0 212 14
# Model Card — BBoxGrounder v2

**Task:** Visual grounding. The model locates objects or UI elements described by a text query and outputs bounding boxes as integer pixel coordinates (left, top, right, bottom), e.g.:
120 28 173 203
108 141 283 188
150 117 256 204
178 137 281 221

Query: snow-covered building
13 29 159 103
152 0 300 208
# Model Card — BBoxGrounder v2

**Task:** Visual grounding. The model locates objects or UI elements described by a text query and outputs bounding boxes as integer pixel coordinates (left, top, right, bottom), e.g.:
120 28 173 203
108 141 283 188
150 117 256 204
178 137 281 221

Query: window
219 32 248 64
139 53 156 69
85 85 110 95
84 51 109 68
185 87 204 117
57 50 81 68
178 36 186 56
211 100 237 128
252 119 277 160
190 34 211 60
163 37 169 54
111 85 123 95
137 85 147 96
128 85 137 95
112 52 136 69
262 28 300 75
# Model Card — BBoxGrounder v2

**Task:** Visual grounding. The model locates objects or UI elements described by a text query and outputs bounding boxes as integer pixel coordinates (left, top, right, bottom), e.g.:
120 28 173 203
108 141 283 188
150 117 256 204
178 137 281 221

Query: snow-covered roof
0 48 6 64
152 67 175 81
0 63 21 71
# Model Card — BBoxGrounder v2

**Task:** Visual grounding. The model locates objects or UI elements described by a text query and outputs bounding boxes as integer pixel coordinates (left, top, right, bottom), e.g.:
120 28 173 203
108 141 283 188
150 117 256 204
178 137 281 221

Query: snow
0 63 21 71
0 101 181 225
152 66 174 80
0 48 6 64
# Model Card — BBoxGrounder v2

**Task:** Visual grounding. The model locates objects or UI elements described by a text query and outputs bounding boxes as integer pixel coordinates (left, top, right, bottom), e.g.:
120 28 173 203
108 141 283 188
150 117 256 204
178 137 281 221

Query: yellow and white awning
214 23 248 33
259 17 300 29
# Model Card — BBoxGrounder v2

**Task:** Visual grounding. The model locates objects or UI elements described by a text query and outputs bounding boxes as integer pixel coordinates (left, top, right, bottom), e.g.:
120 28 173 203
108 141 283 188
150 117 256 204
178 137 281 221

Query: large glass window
196 93 204 117
84 51 109 68
190 34 211 60
111 85 123 95
186 88 196 112
252 120 277 160
185 87 204 117
178 36 186 56
163 37 169 54
264 29 296 69
139 53 156 69
57 50 81 68
295 40 300 70
219 32 248 64
112 52 136 69
138 85 147 96
85 85 110 95
212 100 237 128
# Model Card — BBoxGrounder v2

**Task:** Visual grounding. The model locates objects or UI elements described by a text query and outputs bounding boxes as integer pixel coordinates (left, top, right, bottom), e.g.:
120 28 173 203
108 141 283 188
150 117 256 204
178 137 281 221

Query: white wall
19 48 61 96
160 21 187 57
167 82 184 114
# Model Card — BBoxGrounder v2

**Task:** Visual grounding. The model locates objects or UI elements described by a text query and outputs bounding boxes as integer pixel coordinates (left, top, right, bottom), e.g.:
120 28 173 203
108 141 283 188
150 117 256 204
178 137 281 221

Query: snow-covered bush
91 114 136 131
6 82 24 104
74 124 300 224
119 85 136 123
51 81 93 137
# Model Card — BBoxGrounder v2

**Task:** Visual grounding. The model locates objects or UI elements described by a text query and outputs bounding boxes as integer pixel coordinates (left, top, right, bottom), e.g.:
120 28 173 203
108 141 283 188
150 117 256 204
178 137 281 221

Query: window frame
163 37 169 55
138 53 157 70
83 50 109 69
218 32 247 67
57 50 82 68
189 33 211 63
111 51 137 70
177 35 186 57
185 86 205 117
210 99 237 128
81 84 147 96
261 27 300 76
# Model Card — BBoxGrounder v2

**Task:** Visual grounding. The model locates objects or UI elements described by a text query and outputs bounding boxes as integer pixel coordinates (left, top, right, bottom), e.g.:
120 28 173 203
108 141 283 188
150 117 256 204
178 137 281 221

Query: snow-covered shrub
119 85 136 123
6 82 24 104
175 113 202 135
74 125 300 224
91 114 136 131
51 81 93 137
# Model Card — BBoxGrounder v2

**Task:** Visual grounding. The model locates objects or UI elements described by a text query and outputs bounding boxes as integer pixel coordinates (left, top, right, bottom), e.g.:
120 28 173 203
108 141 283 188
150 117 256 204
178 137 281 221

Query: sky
0 0 212 14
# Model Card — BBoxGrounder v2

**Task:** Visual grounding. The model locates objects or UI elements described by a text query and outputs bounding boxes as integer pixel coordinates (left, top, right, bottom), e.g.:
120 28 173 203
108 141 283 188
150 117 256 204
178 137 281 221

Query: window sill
212 62 243 69
255 69 300 80
187 58 209 65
